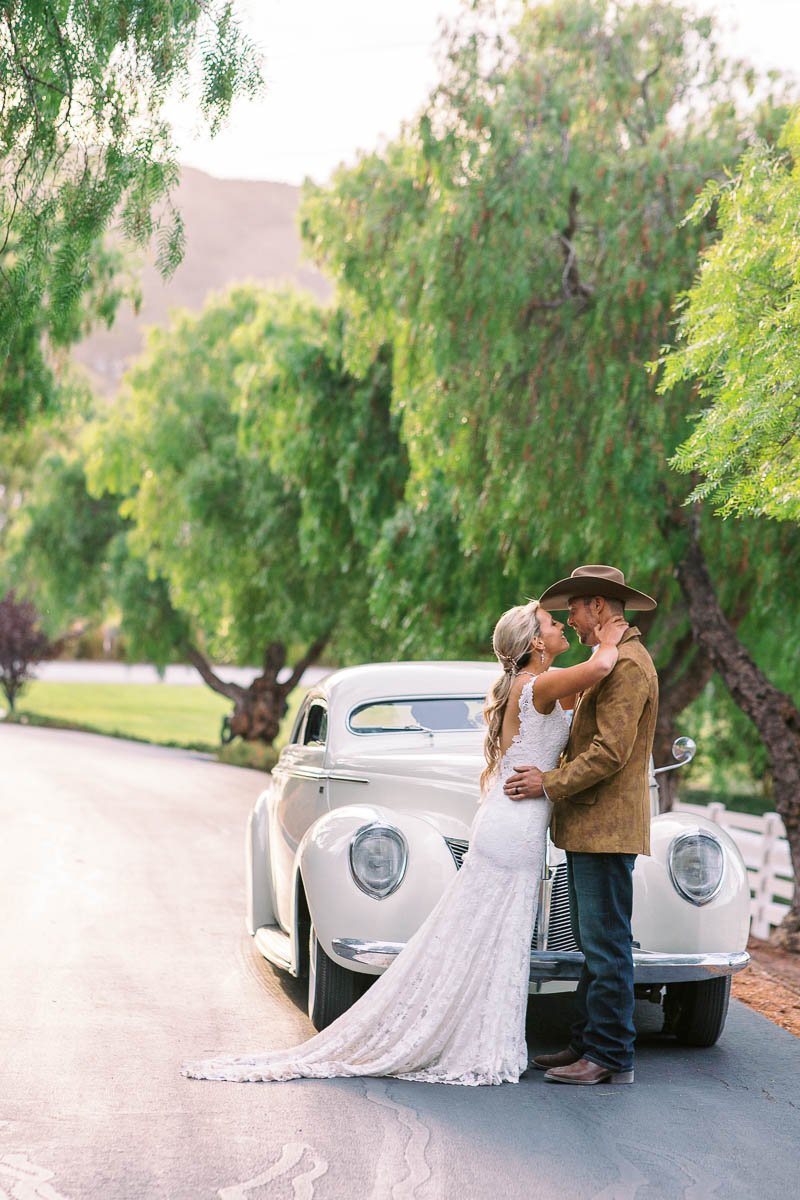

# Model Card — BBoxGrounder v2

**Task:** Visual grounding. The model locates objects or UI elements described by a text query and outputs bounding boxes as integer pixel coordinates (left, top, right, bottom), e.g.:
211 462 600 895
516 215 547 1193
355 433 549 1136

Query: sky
169 0 800 186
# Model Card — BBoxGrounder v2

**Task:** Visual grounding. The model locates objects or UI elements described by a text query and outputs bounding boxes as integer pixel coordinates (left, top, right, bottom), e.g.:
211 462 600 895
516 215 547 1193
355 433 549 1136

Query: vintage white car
246 662 751 1042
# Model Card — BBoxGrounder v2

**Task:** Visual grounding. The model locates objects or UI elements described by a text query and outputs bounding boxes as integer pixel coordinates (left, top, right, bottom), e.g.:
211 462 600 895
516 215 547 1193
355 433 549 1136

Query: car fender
295 804 465 973
632 811 750 954
245 785 275 935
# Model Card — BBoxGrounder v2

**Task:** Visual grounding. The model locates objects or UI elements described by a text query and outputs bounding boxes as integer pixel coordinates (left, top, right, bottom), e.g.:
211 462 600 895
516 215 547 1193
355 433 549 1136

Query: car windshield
348 697 486 734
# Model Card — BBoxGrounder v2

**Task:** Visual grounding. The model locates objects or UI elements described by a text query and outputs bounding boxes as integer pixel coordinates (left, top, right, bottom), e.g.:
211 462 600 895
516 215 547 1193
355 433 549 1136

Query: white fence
674 802 795 938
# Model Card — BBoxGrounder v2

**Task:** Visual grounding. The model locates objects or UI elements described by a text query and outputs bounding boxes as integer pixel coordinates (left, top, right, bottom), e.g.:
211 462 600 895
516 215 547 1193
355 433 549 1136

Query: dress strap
518 675 536 723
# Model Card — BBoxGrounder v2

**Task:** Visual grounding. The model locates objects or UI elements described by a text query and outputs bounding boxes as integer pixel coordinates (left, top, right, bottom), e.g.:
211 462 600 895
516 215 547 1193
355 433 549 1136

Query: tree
0 589 60 712
8 453 126 618
299 0 800 910
15 285 406 745
657 111 800 946
656 502 800 949
661 112 800 520
0 0 261 428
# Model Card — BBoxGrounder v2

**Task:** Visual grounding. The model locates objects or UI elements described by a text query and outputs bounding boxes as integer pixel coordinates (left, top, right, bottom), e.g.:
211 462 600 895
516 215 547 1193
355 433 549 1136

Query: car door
270 697 330 931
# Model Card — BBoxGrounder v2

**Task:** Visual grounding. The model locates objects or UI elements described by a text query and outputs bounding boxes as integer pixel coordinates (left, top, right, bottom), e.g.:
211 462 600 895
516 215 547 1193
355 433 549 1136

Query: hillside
74 167 332 392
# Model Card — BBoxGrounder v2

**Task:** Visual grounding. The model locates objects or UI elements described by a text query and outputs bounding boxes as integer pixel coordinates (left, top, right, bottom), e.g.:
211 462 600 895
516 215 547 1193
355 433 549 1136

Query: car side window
289 700 310 745
303 701 328 747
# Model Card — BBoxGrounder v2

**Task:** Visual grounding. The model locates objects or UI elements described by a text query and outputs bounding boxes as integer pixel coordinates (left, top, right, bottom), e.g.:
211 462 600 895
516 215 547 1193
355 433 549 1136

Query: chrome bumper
331 938 750 984
529 948 750 983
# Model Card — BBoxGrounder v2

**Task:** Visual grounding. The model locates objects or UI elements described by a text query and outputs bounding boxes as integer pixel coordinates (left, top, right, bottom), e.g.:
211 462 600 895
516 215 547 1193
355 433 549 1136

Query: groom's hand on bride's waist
504 767 546 801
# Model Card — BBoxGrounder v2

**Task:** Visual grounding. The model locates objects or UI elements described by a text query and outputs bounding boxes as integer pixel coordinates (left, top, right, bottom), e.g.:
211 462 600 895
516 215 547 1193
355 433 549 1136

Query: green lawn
10 681 304 762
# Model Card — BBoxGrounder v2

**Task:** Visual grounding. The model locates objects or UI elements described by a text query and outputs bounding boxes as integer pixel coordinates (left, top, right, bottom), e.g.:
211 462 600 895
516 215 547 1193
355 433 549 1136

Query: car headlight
349 824 408 900
668 830 725 905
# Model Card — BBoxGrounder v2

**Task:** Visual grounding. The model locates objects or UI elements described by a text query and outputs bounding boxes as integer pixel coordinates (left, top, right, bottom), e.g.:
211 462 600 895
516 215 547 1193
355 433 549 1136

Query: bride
183 599 626 1086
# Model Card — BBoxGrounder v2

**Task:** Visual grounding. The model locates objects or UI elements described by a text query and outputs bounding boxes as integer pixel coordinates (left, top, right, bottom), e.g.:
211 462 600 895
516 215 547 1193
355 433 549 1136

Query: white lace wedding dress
182 678 570 1086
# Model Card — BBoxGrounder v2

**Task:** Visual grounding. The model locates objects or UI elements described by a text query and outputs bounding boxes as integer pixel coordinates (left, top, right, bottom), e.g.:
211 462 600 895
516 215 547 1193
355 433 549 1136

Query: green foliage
366 474 519 659
234 299 409 651
0 376 96 594
107 545 192 670
216 738 279 772
6 437 193 667
0 0 262 427
682 674 770 792
661 112 800 520
11 455 126 624
46 285 406 668
300 0 795 670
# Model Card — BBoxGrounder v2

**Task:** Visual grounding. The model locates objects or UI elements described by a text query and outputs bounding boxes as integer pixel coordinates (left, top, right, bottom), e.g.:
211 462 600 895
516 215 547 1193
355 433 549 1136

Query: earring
540 650 545 665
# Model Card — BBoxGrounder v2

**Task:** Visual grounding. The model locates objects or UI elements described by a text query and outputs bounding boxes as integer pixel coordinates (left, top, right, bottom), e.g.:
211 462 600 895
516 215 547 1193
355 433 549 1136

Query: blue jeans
566 851 637 1073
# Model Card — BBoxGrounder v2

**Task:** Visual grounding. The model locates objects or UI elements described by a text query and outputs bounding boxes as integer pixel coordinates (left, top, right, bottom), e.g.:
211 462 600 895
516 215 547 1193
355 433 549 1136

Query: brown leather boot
530 1047 582 1071
544 1058 634 1085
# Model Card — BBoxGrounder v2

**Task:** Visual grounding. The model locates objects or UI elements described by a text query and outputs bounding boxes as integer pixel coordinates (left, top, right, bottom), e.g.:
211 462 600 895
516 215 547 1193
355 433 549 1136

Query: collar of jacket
572 625 642 714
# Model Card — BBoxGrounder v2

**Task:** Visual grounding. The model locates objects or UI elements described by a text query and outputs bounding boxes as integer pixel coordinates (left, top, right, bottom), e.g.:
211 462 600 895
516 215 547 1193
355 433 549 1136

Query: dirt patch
731 936 800 1038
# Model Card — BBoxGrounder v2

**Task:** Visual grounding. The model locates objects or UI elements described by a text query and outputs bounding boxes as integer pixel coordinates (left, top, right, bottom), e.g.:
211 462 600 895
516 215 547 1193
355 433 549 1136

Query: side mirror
672 736 696 763
653 735 697 775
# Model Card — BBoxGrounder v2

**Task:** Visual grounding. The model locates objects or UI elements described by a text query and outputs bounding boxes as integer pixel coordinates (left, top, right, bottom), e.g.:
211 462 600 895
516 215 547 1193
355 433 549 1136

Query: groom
504 564 658 1086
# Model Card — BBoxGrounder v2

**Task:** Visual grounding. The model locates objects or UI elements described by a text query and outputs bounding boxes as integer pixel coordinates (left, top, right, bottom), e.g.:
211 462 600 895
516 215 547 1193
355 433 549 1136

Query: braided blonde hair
480 600 542 792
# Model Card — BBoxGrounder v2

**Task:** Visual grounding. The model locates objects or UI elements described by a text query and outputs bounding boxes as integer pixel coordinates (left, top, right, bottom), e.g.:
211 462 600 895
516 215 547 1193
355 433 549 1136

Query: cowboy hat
537 564 657 611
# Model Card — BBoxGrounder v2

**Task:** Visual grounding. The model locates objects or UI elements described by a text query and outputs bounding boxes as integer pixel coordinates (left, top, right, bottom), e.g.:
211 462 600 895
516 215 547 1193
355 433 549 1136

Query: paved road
2 724 798 1200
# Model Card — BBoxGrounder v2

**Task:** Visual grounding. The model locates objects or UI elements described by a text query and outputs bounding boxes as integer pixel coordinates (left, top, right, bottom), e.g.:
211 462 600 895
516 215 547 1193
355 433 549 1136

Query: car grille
532 860 578 951
444 838 579 953
445 837 469 870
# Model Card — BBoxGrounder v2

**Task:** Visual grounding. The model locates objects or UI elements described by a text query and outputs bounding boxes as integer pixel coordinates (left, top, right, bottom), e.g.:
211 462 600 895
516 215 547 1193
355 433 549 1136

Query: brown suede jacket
542 626 658 855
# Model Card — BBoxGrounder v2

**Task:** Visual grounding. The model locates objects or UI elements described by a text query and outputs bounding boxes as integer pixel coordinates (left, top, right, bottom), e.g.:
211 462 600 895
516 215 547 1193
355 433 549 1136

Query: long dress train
182 677 570 1086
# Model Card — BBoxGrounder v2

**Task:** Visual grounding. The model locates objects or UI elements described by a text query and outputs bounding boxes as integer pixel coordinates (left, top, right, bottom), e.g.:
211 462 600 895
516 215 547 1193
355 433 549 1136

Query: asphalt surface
2 723 799 1200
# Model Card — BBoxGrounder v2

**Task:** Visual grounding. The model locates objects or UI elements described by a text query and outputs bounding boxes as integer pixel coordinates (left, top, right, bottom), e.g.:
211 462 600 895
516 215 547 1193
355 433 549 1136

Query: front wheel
308 925 359 1031
663 976 732 1047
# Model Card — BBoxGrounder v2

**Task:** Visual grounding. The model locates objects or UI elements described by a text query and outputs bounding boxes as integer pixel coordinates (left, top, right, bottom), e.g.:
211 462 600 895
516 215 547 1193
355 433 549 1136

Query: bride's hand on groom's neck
595 615 628 648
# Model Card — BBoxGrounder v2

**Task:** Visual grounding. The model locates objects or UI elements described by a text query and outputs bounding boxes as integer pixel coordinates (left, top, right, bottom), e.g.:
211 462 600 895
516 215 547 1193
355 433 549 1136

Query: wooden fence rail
673 802 794 938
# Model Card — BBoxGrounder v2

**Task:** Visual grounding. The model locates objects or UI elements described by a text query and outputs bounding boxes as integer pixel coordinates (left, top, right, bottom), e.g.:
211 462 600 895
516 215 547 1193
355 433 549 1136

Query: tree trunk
674 506 800 951
185 633 330 748
651 632 714 811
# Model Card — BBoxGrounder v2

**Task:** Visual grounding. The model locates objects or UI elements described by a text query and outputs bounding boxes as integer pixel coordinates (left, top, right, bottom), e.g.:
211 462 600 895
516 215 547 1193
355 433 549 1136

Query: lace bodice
500 676 572 776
